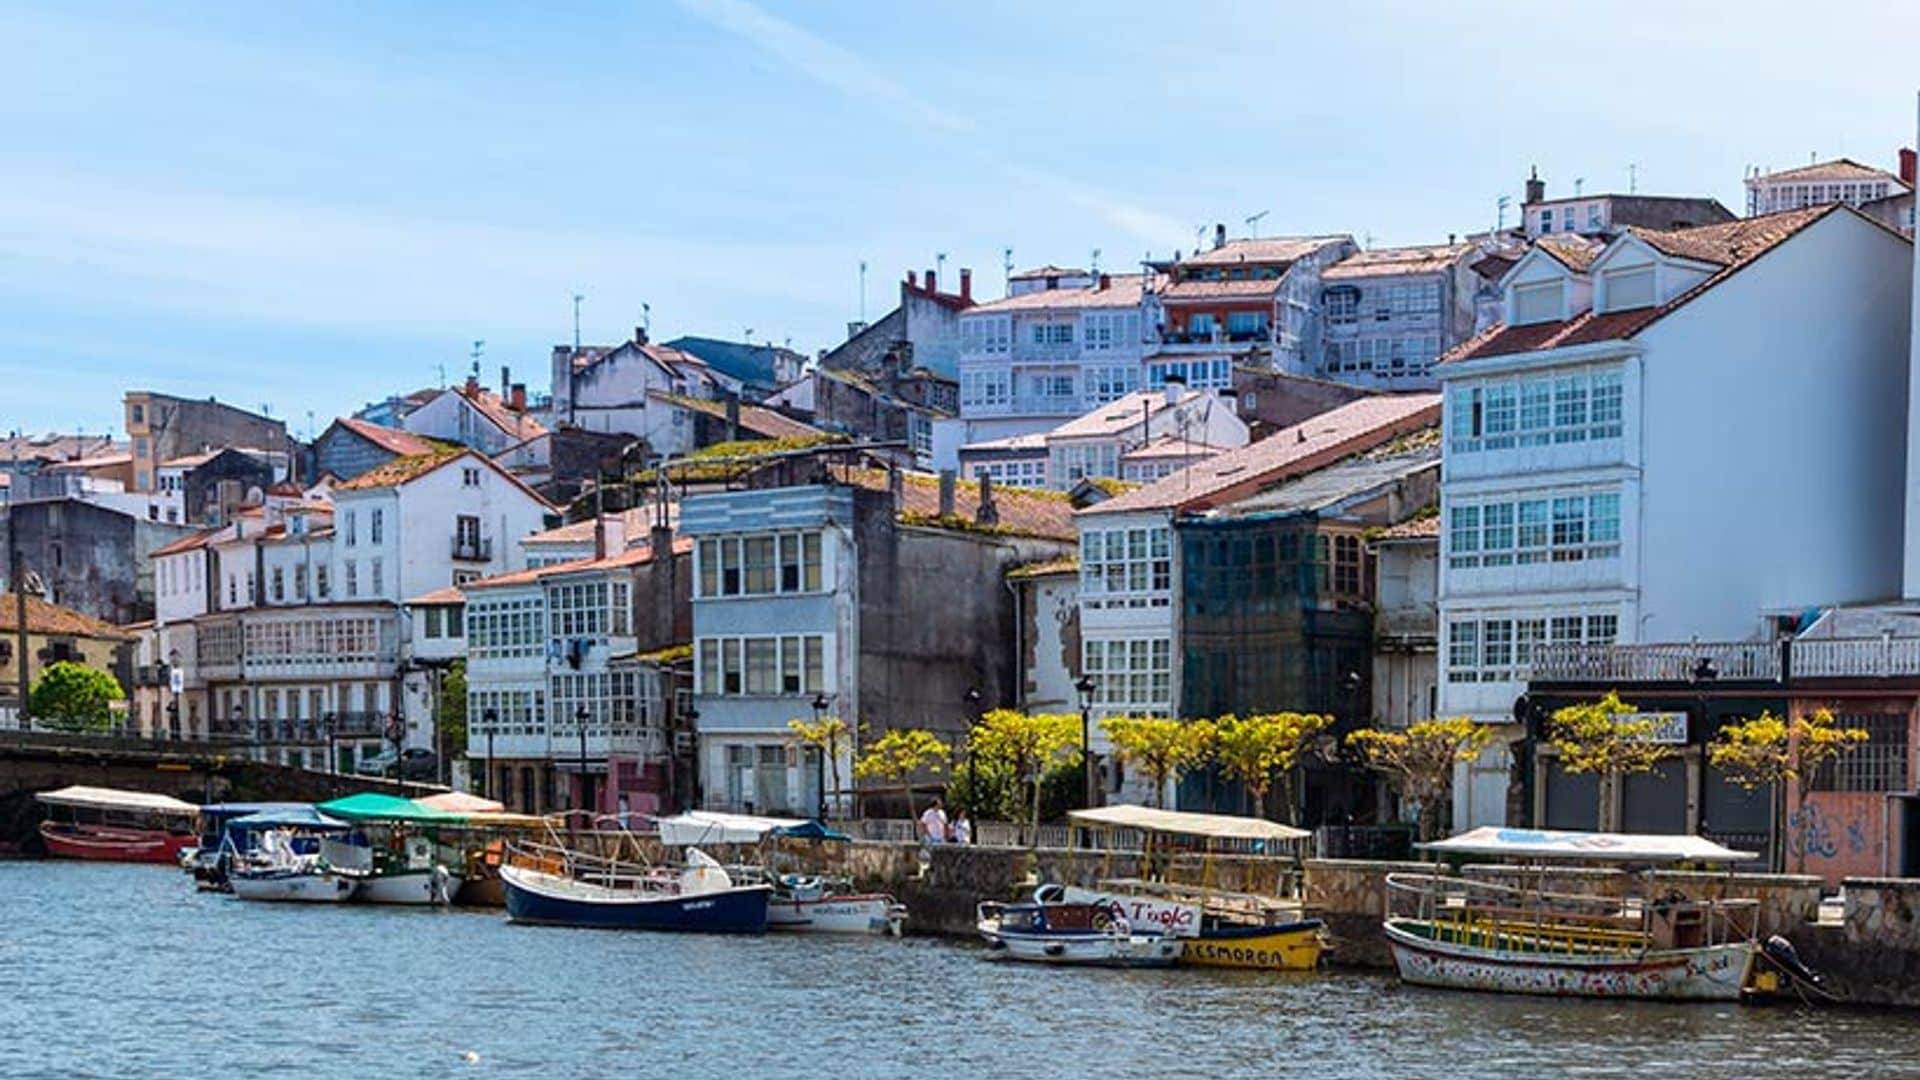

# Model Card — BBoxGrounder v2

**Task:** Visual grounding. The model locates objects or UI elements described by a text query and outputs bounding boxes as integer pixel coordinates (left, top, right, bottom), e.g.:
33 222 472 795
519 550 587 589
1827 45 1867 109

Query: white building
1319 244 1481 390
1043 385 1248 491
547 330 724 441
1150 232 1356 385
399 379 547 456
1746 157 1911 217
935 270 1156 471
1438 204 1914 829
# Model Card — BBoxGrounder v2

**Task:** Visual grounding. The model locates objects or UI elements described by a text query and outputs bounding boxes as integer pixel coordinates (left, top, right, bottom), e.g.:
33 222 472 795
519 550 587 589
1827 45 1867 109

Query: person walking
919 797 948 844
950 809 972 846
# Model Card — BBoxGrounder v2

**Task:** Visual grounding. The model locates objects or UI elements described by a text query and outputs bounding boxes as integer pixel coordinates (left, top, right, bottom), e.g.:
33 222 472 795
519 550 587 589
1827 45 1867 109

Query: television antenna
1002 247 1014 290
1245 210 1269 238
1090 248 1101 274
858 260 868 321
1627 163 1639 194
572 293 584 352
470 340 485 377
1496 195 1511 232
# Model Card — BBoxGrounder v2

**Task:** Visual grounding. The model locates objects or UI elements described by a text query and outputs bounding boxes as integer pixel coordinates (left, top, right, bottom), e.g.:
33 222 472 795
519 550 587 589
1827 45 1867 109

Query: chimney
500 364 511 399
725 395 741 442
634 325 648 346
510 383 527 412
938 469 956 518
1901 148 1916 187
1213 224 1226 250
959 268 972 302
975 473 999 528
888 467 904 508
1164 371 1187 408
463 373 480 397
907 270 918 289
594 515 610 560
1525 166 1545 205
1098 273 1111 292
925 268 938 294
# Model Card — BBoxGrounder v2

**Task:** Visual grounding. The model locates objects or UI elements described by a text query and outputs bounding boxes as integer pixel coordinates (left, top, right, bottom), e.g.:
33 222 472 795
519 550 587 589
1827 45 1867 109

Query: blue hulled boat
500 843 771 934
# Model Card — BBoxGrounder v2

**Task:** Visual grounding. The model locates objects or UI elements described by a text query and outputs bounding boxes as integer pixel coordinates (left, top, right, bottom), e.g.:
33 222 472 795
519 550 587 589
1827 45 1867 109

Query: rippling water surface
5 862 1920 1078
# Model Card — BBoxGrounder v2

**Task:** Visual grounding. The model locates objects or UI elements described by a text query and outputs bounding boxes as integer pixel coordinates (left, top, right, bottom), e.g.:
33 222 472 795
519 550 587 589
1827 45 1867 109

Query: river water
4 862 1919 1078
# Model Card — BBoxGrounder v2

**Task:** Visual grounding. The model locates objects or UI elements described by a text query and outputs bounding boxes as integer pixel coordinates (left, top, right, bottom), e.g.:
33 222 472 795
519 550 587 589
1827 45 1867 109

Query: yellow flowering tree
1100 716 1217 808
1709 708 1867 868
1347 717 1497 841
971 709 1083 843
854 728 951 824
1546 692 1669 831
1212 712 1333 823
785 715 851 818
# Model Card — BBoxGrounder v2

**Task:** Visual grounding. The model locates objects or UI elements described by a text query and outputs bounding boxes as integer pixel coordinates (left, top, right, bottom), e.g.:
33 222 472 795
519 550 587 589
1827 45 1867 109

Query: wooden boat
35 785 199 864
977 890 1183 968
766 874 907 935
323 834 457 907
500 842 771 933
1059 886 1325 972
1383 828 1766 1003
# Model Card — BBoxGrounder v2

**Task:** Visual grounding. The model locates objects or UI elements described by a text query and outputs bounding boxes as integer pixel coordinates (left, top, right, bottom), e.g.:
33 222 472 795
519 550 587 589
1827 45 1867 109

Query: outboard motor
1762 935 1841 1003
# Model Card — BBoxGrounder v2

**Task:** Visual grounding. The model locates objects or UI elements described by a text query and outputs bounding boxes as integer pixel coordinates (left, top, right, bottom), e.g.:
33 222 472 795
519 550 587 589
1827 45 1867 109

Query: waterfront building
682 461 1074 817
1518 167 1734 242
1317 243 1482 390
1369 514 1439 734
1745 154 1912 217
1149 230 1356 384
123 391 290 494
0 596 134 731
1072 394 1442 802
1437 203 1913 830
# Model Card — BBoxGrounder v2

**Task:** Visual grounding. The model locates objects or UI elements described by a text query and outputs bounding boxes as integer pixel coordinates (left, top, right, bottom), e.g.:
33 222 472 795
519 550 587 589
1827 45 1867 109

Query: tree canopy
29 661 124 734
1348 717 1496 840
854 728 950 821
1099 715 1215 808
1212 711 1332 821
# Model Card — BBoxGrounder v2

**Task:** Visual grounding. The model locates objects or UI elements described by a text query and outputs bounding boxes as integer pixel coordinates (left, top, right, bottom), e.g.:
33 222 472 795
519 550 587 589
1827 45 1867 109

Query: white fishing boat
766 874 907 935
977 889 1183 968
230 863 361 903
223 806 361 904
324 834 457 907
1383 828 1769 1002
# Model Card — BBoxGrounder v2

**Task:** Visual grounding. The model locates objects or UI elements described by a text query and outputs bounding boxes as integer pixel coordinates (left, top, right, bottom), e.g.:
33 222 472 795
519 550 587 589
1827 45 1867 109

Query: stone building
310 418 440 484
124 391 290 493
0 497 197 625
0 595 136 729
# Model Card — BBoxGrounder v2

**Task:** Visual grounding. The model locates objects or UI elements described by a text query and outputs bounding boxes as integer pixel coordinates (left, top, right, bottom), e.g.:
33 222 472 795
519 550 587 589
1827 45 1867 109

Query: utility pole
10 545 27 728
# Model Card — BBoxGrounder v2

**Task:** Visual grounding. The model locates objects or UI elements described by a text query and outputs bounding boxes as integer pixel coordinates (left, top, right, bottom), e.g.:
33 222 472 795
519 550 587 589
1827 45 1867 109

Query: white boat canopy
34 785 199 817
654 810 808 846
1419 827 1757 864
1068 804 1312 843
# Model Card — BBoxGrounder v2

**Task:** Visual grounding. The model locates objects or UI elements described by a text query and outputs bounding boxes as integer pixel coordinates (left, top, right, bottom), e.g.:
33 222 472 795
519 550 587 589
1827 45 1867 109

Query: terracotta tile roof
965 274 1152 313
461 538 691 591
1323 243 1475 280
406 586 467 606
1049 390 1202 440
334 447 468 491
1376 513 1440 541
452 385 548 439
960 432 1049 454
0 434 120 463
1160 277 1290 302
0 595 134 640
150 527 225 558
1754 158 1907 186
45 453 133 471
1081 394 1442 516
523 507 672 546
336 417 437 457
1443 204 1840 365
1532 235 1603 273
1010 265 1086 280
648 392 822 441
1008 556 1078 580
159 449 224 469
1179 236 1350 268
1119 434 1232 462
840 468 1077 542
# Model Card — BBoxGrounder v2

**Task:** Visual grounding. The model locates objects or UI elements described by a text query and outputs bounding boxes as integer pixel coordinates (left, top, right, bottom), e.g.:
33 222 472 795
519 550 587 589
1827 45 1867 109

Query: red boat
35 785 202 864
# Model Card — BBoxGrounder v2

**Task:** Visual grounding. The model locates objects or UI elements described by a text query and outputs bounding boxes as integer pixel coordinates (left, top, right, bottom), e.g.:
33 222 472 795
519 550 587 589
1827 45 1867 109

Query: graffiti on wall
1788 801 1873 862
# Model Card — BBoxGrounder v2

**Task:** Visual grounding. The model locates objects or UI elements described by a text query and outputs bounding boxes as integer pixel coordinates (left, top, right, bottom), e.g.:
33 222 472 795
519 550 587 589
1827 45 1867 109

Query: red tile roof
336 417 436 457
452 385 548 440
1180 236 1350 268
334 447 469 491
461 538 692 591
1376 513 1440 541
1443 204 1842 365
406 586 467 606
966 274 1153 313
1081 395 1442 516
1532 235 1603 273
0 595 134 640
1323 243 1475 280
840 468 1077 542
150 528 225 558
1010 265 1087 280
648 392 823 441
1754 158 1907 186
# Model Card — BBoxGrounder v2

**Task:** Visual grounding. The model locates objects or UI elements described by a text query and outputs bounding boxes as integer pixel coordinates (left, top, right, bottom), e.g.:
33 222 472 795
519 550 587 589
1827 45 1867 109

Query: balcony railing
1529 642 1782 684
1791 637 1920 679
452 536 494 561
1161 328 1271 347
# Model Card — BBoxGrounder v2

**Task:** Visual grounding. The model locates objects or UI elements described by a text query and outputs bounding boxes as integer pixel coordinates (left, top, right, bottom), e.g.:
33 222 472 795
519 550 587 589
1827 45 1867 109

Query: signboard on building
1626 712 1689 744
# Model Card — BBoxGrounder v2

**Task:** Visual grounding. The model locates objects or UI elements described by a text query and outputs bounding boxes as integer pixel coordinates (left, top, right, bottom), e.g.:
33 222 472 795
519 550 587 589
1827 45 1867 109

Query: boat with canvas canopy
35 785 200 864
652 811 904 934
1064 805 1326 971
1383 827 1768 1001
224 806 360 903
314 794 468 905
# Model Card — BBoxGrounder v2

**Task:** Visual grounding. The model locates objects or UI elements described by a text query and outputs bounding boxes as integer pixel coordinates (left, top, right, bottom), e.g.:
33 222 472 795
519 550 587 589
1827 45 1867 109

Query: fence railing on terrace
1529 641 1781 683
1790 637 1920 679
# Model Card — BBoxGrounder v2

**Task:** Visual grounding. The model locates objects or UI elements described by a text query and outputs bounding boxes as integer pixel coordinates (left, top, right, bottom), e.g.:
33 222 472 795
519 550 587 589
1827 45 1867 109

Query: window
1084 365 1139 406
1332 534 1361 595
1080 526 1173 604
425 607 443 639
697 634 827 696
467 593 546 659
1448 611 1616 682
1187 313 1217 340
1538 212 1553 234
370 509 383 545
1225 311 1267 338
698 531 824 598
1512 281 1563 325
344 511 356 546
370 557 384 596
960 370 1012 410
1604 266 1655 311
1450 368 1624 454
463 467 482 487
970 458 1049 489
294 565 308 600
345 560 358 599
1031 322 1073 345
1805 714 1910 792
1083 637 1173 713
1326 289 1358 325
1051 443 1119 484
271 567 285 602
1449 488 1623 567
316 564 329 598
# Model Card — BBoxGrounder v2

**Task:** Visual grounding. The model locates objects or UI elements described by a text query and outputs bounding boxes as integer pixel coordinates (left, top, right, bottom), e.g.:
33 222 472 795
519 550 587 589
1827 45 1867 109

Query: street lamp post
483 708 498 802
1075 676 1098 810
962 687 982 843
323 712 336 775
810 692 830 821
576 705 591 819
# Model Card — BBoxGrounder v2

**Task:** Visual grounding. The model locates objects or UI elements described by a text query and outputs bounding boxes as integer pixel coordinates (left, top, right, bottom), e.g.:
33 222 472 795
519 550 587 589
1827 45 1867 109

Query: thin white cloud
674 0 1191 252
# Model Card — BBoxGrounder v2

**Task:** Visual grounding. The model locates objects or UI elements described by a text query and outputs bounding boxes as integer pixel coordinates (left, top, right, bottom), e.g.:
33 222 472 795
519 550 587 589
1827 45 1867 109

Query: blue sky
4 1 1918 437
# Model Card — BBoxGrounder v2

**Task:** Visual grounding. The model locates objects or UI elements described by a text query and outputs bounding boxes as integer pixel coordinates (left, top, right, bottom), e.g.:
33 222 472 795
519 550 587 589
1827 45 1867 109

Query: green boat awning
316 792 469 824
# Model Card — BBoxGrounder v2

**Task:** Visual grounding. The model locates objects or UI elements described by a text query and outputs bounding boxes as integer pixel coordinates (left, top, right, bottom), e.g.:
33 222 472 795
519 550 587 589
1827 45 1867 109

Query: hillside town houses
17 136 1920 880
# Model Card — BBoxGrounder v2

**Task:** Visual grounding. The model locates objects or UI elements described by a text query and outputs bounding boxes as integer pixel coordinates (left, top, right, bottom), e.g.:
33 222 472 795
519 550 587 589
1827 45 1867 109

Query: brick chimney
509 383 527 412
634 325 649 346
907 270 918 289
1213 224 1226 250
1901 147 1916 187
959 268 972 302
464 373 480 397
925 268 937 294
1525 166 1545 205
1098 273 1111 291
938 469 956 517
975 473 999 528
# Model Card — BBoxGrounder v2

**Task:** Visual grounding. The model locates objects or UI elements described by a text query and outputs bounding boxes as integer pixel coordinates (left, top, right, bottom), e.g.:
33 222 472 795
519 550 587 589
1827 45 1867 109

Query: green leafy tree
440 659 467 763
970 709 1083 843
1547 691 1670 831
29 661 124 734
854 728 951 823
786 715 852 818
1348 717 1497 841
1212 712 1333 823
1709 708 1867 868
1100 716 1216 808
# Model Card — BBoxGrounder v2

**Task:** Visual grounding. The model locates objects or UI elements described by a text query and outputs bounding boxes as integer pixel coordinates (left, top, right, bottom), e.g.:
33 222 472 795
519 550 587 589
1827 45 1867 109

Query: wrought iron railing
1790 637 1920 679
1529 642 1781 683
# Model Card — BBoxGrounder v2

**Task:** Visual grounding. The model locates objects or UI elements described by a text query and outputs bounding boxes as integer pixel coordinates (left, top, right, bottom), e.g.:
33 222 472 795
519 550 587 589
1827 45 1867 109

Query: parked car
356 747 438 781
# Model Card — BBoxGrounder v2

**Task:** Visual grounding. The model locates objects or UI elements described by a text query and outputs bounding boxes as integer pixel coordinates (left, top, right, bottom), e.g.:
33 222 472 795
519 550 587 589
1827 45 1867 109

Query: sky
4 1 1920 437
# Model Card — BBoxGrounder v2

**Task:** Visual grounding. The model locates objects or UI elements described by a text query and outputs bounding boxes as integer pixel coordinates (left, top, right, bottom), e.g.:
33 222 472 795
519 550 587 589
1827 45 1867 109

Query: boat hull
1384 918 1755 1002
39 821 195 864
979 926 1183 968
767 894 906 935
352 867 456 906
501 865 771 933
230 869 360 903
1181 920 1325 972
